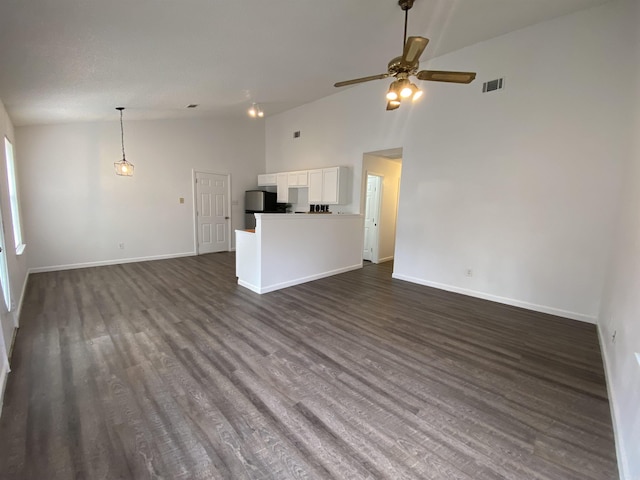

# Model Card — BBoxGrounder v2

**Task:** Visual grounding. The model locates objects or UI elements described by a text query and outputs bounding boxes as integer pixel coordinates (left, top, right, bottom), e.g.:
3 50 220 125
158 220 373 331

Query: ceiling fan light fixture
333 0 476 111
114 107 134 177
386 100 401 111
386 84 399 101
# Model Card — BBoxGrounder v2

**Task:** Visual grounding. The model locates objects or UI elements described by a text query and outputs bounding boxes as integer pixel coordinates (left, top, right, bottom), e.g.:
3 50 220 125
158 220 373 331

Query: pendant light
114 107 134 176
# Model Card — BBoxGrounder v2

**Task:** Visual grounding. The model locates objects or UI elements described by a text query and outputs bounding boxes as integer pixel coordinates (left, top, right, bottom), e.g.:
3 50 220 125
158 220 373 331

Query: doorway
194 171 231 254
363 174 382 261
361 148 403 265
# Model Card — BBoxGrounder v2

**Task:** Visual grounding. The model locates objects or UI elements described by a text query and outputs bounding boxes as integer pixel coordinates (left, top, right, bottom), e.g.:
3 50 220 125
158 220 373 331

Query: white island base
236 213 364 294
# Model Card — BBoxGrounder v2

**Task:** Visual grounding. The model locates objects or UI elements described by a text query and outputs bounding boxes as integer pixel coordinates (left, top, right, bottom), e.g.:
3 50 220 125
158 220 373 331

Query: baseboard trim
391 273 596 323
237 279 261 294
241 263 363 295
597 324 628 480
376 256 394 264
29 252 197 274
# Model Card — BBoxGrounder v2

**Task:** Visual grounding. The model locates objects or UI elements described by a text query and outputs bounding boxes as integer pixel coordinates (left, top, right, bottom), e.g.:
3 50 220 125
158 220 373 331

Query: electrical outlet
465 268 473 277
119 243 125 250
179 197 184 204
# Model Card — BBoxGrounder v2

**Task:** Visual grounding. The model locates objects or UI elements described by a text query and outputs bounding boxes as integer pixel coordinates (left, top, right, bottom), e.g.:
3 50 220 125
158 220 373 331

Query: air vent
482 77 505 93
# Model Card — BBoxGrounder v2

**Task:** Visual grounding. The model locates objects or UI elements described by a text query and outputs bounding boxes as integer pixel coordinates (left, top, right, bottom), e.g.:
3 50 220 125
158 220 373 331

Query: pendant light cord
119 108 126 161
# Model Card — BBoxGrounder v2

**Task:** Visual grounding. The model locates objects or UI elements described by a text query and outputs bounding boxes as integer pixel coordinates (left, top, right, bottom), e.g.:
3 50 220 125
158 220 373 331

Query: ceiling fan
334 0 477 110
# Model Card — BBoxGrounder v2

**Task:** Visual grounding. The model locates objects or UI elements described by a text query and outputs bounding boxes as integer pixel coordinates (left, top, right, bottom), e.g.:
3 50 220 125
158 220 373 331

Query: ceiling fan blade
386 100 400 111
334 73 389 88
401 36 429 66
416 70 477 84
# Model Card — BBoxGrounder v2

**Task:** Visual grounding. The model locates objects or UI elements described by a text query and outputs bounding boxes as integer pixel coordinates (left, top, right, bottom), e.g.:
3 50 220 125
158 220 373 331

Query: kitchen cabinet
276 173 297 203
308 167 348 204
287 171 308 187
257 173 277 186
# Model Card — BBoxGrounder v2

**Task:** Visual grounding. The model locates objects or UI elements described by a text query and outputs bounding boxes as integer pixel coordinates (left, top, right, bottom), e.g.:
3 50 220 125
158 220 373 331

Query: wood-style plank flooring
0 253 618 479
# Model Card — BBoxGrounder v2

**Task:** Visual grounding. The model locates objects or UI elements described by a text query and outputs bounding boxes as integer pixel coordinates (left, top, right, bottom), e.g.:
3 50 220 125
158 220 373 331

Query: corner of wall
596 322 629 480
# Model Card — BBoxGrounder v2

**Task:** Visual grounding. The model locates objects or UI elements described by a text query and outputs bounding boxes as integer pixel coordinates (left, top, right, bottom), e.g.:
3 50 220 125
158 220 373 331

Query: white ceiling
0 0 610 126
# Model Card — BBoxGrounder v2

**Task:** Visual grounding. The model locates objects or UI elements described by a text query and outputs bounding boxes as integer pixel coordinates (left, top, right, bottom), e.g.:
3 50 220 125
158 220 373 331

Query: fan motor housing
388 56 418 76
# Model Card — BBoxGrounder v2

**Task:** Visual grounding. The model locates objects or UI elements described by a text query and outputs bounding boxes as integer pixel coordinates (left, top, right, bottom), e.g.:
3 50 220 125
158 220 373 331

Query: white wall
266 1 638 477
362 154 402 262
266 1 627 323
597 1 640 478
17 116 265 270
0 98 30 408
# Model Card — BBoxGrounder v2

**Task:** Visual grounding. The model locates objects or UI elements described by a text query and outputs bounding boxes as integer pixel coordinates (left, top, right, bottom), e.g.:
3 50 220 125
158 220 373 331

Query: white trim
239 263 362 294
0 358 10 417
14 269 29 328
597 324 628 480
15 243 26 256
29 251 196 274
391 273 597 323
377 256 394 263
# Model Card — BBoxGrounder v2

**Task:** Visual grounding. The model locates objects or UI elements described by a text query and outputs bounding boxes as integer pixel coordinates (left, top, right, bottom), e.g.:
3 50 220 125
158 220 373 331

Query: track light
248 103 264 118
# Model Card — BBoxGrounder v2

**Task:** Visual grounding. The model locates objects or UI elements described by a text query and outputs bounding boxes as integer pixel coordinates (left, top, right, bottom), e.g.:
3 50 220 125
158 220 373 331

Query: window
4 137 24 255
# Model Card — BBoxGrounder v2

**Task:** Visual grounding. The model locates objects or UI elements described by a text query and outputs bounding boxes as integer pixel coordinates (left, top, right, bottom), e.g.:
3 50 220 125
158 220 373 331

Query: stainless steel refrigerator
245 190 277 229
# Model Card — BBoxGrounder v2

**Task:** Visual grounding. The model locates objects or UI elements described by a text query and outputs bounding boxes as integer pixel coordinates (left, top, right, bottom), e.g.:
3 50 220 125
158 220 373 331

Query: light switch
179 197 185 204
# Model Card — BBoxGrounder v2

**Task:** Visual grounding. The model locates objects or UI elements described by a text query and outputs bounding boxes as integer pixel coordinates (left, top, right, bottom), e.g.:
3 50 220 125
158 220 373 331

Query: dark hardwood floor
0 253 618 479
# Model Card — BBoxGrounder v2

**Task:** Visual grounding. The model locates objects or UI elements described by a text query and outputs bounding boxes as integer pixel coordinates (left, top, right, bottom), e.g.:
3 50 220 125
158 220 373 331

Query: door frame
363 171 384 263
192 170 232 254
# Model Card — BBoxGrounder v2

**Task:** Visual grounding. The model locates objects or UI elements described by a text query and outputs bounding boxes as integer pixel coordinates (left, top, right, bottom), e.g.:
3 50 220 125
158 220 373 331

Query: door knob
225 216 229 220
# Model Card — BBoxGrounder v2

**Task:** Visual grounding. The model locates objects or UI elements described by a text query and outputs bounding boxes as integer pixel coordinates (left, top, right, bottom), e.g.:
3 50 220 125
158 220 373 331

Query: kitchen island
235 213 364 294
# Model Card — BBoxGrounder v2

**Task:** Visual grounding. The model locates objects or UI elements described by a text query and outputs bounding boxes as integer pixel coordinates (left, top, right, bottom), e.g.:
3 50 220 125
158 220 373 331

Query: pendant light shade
114 107 134 176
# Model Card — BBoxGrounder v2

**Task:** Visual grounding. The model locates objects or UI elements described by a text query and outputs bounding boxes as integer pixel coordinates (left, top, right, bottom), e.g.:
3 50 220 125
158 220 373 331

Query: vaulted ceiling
0 0 610 126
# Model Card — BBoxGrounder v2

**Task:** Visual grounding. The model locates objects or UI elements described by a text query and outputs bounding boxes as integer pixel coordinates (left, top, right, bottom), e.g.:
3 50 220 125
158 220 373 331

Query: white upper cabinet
257 173 277 186
308 167 348 204
261 167 347 205
287 171 308 187
308 169 324 203
276 173 297 203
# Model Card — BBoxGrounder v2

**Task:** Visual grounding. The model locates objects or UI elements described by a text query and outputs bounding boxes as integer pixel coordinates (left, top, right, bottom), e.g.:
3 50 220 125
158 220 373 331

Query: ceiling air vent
482 77 505 93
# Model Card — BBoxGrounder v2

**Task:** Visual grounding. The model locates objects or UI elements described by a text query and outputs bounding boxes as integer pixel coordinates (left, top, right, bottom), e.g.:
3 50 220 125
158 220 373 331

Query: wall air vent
482 77 505 93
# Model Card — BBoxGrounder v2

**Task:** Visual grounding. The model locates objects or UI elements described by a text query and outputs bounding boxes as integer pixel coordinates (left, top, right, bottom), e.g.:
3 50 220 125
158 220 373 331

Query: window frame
4 136 25 255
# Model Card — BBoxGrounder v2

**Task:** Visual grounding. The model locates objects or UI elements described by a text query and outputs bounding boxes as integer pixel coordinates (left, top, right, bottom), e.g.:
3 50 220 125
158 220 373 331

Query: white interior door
195 172 230 254
363 174 382 262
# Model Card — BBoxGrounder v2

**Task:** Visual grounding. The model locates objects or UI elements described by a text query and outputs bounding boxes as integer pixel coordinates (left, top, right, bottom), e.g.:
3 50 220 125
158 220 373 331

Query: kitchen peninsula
236 213 364 294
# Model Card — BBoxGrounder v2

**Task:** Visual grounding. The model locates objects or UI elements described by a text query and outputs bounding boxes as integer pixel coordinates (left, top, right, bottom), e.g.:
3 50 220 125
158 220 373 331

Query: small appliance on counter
245 190 285 229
